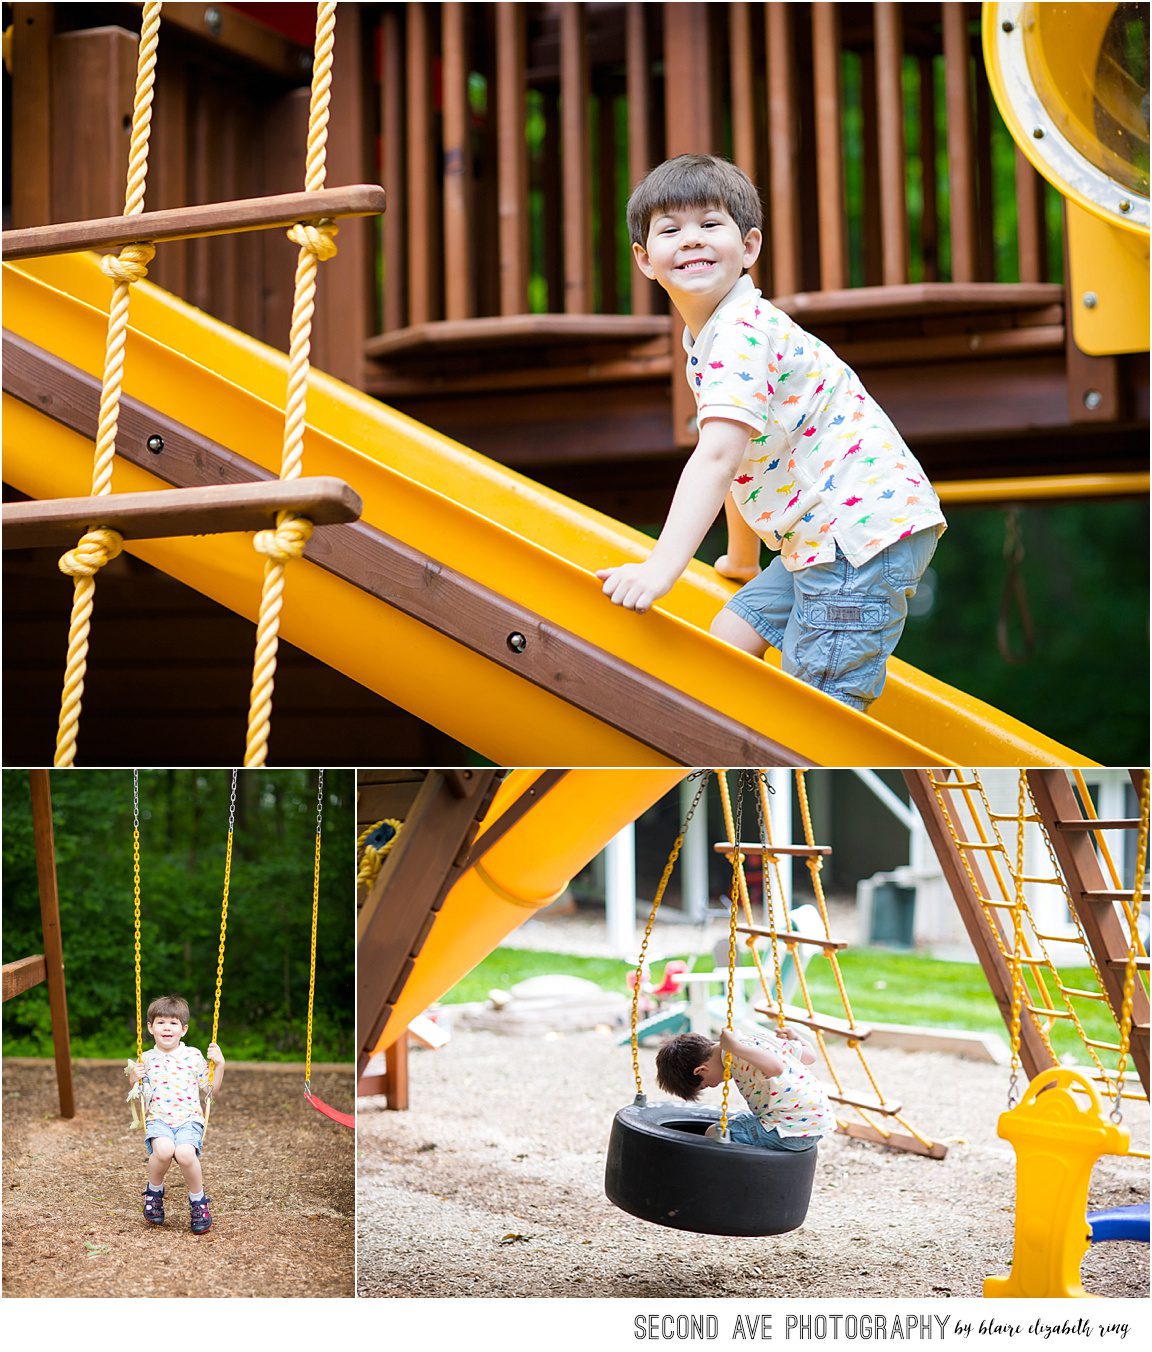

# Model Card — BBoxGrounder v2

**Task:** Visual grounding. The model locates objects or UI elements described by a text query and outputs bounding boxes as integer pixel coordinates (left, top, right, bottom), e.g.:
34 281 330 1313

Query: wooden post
873 2 908 286
812 2 847 292
918 52 940 282
495 5 529 316
766 2 802 297
383 1038 410 1110
1014 150 1047 284
406 3 438 325
560 4 592 314
942 2 978 283
9 4 55 228
380 5 407 332
30 771 75 1119
625 4 654 316
441 3 473 321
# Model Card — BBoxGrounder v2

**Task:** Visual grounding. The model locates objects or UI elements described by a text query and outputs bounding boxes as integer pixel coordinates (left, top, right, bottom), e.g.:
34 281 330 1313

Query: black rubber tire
604 1101 817 1236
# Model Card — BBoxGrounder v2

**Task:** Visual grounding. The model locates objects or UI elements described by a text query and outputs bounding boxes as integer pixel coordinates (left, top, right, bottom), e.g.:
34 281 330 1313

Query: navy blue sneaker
142 1188 165 1226
189 1194 213 1234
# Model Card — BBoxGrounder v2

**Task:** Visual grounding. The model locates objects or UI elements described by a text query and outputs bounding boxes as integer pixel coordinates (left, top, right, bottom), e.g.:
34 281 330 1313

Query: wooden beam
1 185 387 260
2 478 363 550
766 1 802 295
873 2 908 285
2 954 48 1002
9 3 55 230
157 2 312 81
30 770 75 1119
942 3 978 283
812 3 847 291
358 770 504 1074
625 4 654 316
559 4 592 313
406 4 437 325
441 3 472 320
495 5 529 315
3 332 809 768
380 7 407 332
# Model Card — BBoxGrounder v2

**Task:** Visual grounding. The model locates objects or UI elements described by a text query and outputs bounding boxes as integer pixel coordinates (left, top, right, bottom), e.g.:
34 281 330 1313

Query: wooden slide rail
2 331 807 769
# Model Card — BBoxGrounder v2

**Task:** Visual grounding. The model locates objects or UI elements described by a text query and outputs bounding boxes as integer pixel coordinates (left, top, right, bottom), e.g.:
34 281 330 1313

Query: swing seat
604 1101 817 1236
1088 1203 1150 1244
305 1088 355 1130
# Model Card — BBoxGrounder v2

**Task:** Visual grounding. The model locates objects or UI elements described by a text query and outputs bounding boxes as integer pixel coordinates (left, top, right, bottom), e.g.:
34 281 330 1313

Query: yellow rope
718 772 746 1140
1110 771 1149 1121
356 818 404 891
244 0 340 767
133 770 143 1063
1006 772 1028 1107
54 2 162 766
305 770 325 1091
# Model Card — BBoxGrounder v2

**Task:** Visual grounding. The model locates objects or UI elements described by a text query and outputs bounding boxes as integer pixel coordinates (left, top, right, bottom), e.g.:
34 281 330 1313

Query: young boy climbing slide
597 155 945 713
127 995 225 1234
656 1026 834 1151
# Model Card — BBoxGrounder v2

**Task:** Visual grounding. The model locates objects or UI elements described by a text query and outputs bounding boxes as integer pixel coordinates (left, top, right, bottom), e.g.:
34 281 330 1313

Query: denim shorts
145 1119 204 1157
725 1111 819 1152
724 527 940 711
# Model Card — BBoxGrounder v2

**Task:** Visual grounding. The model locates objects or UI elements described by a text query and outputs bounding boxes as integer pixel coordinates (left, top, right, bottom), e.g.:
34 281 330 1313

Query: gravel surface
3 1060 355 1298
357 1027 1149 1300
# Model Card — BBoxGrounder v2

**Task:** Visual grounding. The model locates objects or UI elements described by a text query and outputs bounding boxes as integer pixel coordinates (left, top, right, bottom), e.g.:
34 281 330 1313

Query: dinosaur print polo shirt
142 1042 209 1128
685 275 946 572
730 1032 836 1139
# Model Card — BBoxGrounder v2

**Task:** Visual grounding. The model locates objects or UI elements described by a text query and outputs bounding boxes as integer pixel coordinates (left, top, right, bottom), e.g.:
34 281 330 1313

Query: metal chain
206 770 238 1114
305 769 325 1094
1111 771 1149 1122
133 770 143 1063
629 771 712 1104
1006 771 1028 1108
718 773 747 1141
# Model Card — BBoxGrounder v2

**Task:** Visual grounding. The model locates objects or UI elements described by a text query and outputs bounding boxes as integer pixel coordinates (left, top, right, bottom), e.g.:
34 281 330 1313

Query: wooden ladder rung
1106 956 1151 970
714 841 832 858
1082 889 1150 903
0 184 388 261
829 1093 903 1116
755 1004 872 1041
1057 819 1142 831
2 477 363 550
736 925 845 951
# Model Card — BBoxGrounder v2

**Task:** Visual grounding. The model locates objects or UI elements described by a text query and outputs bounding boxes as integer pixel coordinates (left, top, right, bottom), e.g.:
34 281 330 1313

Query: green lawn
443 945 1122 1063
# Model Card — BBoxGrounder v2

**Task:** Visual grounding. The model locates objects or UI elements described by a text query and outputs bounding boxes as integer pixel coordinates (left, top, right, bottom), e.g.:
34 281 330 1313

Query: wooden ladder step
1106 956 1151 971
714 841 832 858
737 924 845 951
829 1093 904 1116
1081 889 1150 903
1057 819 1142 831
2 478 363 550
1 184 387 260
755 1004 872 1041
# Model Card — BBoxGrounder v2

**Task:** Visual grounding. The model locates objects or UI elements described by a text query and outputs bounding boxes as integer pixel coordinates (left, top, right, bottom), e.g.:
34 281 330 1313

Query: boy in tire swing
656 1026 834 1152
597 156 945 712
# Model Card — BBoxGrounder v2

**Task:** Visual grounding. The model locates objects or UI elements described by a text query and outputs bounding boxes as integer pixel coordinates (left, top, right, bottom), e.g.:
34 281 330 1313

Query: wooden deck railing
371 1 1061 345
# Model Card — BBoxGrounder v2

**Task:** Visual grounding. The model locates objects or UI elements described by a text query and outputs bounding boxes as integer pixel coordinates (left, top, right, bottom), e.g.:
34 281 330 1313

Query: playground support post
29 770 75 1118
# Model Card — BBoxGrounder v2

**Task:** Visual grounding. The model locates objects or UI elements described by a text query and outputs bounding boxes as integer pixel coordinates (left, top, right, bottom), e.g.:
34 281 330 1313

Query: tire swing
604 770 818 1237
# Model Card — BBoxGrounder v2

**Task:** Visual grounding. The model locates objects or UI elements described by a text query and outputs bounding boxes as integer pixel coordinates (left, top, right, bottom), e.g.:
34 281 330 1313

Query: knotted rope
243 0 340 767
54 4 162 766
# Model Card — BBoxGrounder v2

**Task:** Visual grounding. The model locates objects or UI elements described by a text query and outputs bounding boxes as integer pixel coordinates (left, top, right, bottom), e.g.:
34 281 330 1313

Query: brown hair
655 1032 717 1101
626 155 763 248
147 995 190 1027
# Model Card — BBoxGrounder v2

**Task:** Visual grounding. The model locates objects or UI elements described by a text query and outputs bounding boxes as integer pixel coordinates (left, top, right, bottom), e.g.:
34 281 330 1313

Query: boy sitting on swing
127 995 226 1234
656 1025 834 1151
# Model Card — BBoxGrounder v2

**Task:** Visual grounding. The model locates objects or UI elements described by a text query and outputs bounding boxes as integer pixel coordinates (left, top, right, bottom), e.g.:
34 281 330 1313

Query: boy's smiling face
148 1015 187 1052
633 203 762 330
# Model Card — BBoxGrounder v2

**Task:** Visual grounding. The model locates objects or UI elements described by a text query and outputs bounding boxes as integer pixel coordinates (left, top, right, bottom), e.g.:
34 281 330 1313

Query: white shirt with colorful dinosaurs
685 275 946 572
729 1032 836 1139
142 1042 209 1128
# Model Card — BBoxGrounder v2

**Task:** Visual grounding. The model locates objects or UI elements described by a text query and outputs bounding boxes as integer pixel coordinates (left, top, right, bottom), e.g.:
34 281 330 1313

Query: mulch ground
3 1059 355 1298
356 1027 1150 1301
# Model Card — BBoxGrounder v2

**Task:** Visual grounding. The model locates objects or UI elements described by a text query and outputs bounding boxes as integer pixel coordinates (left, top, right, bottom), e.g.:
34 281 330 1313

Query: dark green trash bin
869 881 916 948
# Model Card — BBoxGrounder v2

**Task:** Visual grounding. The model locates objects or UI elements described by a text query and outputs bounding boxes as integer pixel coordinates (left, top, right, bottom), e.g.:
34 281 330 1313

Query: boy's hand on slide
596 560 676 613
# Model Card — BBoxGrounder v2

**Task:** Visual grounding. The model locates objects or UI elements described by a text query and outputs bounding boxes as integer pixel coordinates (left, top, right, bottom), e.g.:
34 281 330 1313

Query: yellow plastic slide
2 254 1091 766
375 768 684 1050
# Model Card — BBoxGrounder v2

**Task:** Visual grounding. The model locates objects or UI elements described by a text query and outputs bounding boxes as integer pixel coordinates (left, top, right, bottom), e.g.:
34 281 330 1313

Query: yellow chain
1006 771 1028 1106
133 770 143 1063
204 772 237 1132
305 770 326 1091
1111 770 1149 1120
54 2 162 766
629 773 710 1101
718 773 746 1140
244 0 340 766
356 817 404 892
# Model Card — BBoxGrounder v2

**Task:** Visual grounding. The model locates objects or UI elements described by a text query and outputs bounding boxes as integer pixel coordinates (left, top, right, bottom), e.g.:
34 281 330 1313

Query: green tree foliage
2 770 354 1063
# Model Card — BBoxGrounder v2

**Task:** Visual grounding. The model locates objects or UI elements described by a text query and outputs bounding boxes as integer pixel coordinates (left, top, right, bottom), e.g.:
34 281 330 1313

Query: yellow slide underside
375 768 685 1051
2 254 1091 767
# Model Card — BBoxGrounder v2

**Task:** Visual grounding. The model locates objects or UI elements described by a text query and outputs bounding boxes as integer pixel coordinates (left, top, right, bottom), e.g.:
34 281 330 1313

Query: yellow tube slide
377 768 685 1050
1 254 1091 766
